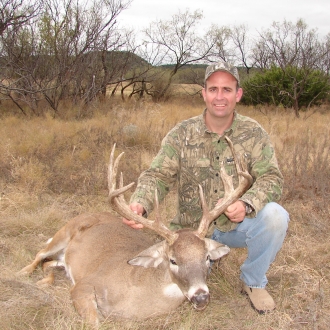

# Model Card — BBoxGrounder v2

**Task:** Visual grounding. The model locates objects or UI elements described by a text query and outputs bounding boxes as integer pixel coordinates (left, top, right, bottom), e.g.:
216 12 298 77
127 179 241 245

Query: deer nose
191 289 210 310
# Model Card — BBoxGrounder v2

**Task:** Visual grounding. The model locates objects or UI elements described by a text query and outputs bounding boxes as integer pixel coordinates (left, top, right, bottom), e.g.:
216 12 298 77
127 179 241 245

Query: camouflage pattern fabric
130 110 283 236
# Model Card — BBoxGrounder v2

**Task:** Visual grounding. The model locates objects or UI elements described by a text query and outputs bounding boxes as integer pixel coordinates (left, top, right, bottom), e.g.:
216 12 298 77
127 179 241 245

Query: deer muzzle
191 288 210 310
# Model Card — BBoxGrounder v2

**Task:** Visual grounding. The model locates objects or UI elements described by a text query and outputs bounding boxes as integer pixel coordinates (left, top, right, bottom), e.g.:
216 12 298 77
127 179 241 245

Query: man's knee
260 202 289 233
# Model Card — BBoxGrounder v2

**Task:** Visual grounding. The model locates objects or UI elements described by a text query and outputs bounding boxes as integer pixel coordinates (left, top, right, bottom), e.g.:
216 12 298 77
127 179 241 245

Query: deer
18 137 252 327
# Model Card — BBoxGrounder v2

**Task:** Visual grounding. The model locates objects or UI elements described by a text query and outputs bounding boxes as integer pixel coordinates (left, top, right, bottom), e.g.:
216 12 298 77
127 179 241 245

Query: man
123 61 289 313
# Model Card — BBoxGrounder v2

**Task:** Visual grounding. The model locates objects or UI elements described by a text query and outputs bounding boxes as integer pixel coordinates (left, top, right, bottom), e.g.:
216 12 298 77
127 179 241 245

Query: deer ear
204 238 230 261
128 240 167 268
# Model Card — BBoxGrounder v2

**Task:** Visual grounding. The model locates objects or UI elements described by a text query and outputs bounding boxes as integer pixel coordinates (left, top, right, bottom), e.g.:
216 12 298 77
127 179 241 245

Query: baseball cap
204 61 240 86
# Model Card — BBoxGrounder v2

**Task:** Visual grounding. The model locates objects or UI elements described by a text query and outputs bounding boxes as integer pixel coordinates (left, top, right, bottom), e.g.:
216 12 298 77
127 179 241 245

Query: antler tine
108 144 177 243
225 136 252 183
108 144 134 197
196 137 253 238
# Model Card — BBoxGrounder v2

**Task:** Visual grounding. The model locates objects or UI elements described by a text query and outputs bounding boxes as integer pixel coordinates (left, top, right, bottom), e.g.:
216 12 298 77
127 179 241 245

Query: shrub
242 66 330 112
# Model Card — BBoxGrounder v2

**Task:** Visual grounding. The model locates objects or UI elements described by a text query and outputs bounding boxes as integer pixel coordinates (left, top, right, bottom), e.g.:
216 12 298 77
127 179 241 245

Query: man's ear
236 87 243 102
202 87 206 101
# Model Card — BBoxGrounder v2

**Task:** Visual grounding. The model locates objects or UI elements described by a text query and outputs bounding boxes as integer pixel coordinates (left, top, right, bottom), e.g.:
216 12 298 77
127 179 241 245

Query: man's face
202 71 243 120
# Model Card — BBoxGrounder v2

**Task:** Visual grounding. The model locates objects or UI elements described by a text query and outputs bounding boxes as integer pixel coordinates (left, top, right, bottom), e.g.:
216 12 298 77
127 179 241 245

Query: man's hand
218 199 246 223
122 202 145 229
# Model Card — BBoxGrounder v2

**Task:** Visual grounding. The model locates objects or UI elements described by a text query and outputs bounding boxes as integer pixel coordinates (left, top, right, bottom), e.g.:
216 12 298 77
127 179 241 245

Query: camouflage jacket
130 110 283 235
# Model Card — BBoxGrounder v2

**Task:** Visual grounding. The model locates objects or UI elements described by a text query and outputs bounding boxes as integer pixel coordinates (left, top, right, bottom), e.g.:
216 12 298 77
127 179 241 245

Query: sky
118 0 329 38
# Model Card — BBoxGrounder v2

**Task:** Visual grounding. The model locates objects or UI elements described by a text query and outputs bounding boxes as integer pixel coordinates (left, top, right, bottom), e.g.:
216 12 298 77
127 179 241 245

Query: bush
242 66 330 111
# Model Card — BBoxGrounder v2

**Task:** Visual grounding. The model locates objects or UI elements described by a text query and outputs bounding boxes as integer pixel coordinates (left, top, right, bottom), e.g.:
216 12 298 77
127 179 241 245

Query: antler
196 136 253 238
108 144 178 243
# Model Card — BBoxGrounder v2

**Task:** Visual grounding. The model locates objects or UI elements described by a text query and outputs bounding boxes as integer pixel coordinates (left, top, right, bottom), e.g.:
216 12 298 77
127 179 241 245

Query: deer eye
170 259 177 265
206 255 210 261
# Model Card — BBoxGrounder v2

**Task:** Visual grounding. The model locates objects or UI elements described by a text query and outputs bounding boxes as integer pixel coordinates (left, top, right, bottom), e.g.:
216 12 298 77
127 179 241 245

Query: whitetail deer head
107 137 252 310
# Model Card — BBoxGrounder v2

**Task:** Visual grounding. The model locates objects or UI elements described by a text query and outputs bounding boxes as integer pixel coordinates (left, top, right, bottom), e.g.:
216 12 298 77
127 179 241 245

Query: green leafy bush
242 66 330 110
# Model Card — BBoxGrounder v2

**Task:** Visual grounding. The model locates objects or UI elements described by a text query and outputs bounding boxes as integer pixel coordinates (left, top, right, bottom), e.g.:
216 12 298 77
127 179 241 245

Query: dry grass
0 100 330 329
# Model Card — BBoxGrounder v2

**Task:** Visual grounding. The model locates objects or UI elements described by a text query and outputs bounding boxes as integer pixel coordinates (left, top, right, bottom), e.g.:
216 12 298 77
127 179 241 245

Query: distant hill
103 50 149 69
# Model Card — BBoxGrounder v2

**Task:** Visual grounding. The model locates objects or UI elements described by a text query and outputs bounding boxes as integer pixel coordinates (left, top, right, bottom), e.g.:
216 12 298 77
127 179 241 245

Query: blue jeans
211 202 289 289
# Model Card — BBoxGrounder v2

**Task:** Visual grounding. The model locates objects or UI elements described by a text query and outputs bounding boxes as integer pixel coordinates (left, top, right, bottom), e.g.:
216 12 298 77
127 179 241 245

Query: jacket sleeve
130 128 180 216
240 131 283 216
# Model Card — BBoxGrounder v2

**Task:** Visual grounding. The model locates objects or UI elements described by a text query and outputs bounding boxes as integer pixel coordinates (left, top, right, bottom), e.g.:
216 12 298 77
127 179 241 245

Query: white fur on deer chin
163 283 185 298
